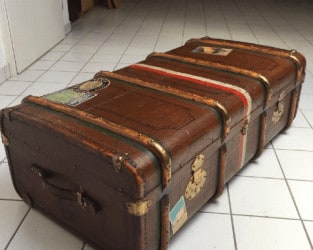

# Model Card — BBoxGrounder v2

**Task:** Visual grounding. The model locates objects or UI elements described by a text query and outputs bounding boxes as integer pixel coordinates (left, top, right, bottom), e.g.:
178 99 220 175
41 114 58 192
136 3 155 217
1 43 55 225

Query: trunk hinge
125 199 152 216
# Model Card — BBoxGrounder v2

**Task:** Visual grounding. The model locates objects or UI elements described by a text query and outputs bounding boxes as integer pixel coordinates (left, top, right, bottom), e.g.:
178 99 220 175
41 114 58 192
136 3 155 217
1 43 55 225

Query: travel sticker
43 78 110 106
43 89 96 106
192 46 233 56
170 196 188 234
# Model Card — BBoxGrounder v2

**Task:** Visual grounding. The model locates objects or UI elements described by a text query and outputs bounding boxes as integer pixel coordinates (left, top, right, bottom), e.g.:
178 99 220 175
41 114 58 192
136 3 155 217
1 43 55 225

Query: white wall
0 0 70 77
0 28 8 83
0 29 5 67
0 0 13 80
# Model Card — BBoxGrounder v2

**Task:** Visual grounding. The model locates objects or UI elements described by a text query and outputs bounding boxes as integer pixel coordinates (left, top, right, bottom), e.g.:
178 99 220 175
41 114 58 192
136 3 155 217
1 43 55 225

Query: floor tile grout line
272 146 313 249
64 1 148 79
226 184 238 250
271 147 313 153
201 0 209 36
152 0 174 52
199 210 308 222
233 0 259 43
48 10 113 87
272 1 313 48
86 2 157 66
4 206 31 250
0 198 22 202
300 109 313 129
217 0 233 40
112 0 160 71
233 213 307 221
288 178 313 184
198 211 231 216
252 1 290 49
234 174 313 183
181 0 187 44
234 175 285 180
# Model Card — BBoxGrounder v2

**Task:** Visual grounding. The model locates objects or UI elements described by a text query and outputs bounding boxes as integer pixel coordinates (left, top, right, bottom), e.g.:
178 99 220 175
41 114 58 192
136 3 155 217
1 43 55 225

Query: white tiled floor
0 0 313 249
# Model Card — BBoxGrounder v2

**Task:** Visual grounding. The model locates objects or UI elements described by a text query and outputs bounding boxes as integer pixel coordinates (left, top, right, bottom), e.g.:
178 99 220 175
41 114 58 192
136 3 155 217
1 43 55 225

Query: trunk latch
185 154 207 200
272 90 286 124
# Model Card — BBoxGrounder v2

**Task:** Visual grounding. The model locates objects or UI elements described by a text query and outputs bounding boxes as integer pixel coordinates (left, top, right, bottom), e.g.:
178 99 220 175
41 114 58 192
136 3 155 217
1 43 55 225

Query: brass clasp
272 90 285 124
185 154 207 200
125 199 152 216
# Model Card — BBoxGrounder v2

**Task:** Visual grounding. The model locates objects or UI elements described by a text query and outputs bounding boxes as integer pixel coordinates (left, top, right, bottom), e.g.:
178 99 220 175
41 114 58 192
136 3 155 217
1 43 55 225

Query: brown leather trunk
0 37 306 250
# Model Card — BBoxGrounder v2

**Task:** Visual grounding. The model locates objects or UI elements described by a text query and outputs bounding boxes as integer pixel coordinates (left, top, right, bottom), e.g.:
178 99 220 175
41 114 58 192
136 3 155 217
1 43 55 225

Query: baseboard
64 22 72 35
0 63 10 84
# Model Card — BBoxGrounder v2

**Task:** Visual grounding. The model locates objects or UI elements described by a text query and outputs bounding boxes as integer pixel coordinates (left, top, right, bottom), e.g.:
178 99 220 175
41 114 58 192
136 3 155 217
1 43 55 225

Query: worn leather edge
159 195 170 250
212 144 227 199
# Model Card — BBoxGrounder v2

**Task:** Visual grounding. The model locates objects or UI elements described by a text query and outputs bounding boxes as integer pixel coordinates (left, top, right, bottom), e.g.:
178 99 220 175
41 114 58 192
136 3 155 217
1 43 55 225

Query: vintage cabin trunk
0 37 306 249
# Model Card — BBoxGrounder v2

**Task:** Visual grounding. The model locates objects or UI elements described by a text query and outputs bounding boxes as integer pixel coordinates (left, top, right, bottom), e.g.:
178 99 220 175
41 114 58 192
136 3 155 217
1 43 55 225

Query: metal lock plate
272 90 285 124
185 154 207 200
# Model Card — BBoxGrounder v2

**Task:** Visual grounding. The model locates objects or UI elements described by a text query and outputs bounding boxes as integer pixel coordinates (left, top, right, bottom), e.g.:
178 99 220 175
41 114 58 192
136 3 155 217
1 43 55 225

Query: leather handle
30 165 99 215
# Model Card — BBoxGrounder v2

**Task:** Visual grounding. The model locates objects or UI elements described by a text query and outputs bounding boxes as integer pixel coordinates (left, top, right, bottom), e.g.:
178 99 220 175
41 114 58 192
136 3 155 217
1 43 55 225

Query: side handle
30 165 99 215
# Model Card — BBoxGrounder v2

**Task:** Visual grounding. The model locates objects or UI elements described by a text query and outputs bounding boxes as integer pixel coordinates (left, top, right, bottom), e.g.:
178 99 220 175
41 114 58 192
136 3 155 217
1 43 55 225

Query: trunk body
0 37 306 250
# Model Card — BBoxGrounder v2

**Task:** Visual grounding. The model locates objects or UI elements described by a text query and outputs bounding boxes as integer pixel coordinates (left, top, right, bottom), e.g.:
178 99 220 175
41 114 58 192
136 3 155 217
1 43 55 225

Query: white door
4 0 65 73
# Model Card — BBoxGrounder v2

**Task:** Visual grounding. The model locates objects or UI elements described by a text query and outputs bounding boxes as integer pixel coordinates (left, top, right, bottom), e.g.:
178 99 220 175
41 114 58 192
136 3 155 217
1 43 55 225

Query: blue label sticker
170 196 188 234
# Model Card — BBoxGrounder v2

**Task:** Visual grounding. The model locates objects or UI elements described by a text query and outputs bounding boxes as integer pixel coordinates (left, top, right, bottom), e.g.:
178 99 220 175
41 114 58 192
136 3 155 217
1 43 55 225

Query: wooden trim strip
289 51 305 84
148 52 272 107
186 37 305 84
99 71 231 140
255 112 267 158
212 144 227 199
25 96 172 190
159 195 170 250
286 85 301 129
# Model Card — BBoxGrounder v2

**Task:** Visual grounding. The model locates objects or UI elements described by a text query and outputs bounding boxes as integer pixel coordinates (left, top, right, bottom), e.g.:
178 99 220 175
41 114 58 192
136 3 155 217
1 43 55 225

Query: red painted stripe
130 64 249 115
